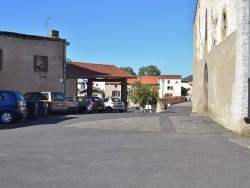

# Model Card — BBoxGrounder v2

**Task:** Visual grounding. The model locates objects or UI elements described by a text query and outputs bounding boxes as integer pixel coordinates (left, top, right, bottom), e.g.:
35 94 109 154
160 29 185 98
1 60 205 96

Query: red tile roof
127 78 138 85
140 76 159 85
66 62 137 79
158 75 182 79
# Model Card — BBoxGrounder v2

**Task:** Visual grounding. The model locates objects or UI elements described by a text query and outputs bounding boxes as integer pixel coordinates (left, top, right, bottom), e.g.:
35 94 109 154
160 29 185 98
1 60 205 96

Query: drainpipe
244 1 250 123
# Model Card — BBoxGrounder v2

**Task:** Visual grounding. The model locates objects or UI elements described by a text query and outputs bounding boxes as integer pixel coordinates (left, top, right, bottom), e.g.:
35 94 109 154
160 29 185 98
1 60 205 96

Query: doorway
204 63 208 113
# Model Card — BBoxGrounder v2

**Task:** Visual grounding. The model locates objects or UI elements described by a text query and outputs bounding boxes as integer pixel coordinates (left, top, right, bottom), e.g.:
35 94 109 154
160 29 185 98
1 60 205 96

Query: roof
140 76 159 85
158 75 182 79
80 86 105 94
66 62 137 79
0 31 66 42
127 78 138 85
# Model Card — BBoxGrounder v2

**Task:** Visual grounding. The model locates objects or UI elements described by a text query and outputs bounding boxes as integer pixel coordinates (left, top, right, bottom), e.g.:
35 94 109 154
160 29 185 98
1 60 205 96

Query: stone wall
193 0 250 135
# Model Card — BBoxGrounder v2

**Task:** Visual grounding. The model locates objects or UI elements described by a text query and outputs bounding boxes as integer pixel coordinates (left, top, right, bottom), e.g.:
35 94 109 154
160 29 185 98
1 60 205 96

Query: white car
103 97 125 113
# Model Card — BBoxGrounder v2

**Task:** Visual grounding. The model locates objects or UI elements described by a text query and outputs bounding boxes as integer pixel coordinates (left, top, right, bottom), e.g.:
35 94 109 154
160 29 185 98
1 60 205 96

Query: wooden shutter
34 55 37 72
0 49 3 71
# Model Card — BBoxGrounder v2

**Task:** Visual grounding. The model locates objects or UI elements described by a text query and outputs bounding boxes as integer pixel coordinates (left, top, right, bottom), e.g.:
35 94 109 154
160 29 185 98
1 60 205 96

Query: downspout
63 41 66 95
244 1 250 123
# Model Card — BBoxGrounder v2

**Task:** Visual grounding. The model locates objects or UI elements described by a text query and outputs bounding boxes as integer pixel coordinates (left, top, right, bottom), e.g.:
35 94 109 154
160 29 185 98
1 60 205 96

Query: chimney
49 30 59 38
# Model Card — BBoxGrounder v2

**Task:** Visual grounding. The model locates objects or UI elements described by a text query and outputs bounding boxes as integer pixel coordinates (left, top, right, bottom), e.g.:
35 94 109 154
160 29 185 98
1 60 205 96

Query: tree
129 81 159 107
138 65 161 78
120 67 136 75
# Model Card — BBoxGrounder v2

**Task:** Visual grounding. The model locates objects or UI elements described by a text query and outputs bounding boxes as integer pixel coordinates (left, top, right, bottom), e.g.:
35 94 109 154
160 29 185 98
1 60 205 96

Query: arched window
204 63 208 113
205 9 207 41
221 8 227 39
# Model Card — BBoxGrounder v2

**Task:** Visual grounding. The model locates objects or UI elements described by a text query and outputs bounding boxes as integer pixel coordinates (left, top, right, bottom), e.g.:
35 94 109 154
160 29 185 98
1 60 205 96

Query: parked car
127 106 141 113
24 92 48 101
0 90 28 124
78 96 105 113
103 97 125 113
41 92 68 113
65 96 79 113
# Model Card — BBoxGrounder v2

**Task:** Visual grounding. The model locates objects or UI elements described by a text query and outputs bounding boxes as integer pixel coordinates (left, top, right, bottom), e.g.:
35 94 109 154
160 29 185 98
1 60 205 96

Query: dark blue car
0 90 28 124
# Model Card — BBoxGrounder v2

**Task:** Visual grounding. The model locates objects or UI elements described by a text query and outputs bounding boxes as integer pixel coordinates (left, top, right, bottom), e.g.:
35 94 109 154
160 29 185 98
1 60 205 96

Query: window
175 81 178 84
34 55 48 72
112 91 120 97
115 85 117 88
167 86 173 90
205 9 207 41
221 8 227 39
167 80 170 84
0 49 2 71
127 91 131 96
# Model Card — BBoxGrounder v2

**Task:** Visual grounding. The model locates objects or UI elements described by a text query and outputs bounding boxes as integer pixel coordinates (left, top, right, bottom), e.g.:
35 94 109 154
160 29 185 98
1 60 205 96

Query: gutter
244 1 250 123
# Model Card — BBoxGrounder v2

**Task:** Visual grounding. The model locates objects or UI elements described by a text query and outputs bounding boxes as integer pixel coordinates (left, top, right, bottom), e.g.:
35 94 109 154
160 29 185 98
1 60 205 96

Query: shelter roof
66 62 137 79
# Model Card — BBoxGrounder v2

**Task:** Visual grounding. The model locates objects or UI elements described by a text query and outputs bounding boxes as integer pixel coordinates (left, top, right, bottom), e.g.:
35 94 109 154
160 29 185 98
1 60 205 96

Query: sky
1 0 197 78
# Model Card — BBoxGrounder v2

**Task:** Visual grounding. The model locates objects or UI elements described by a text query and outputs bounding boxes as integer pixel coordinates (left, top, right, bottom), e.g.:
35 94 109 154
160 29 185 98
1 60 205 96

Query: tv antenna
46 17 50 36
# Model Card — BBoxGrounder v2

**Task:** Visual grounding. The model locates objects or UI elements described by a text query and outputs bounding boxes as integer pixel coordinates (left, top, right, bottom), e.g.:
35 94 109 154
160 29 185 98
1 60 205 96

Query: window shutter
118 91 120 97
45 56 48 72
34 55 37 72
0 49 3 71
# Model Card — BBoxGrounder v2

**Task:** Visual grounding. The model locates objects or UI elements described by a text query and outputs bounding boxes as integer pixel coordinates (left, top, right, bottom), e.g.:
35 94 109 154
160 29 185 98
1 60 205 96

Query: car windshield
93 97 102 102
15 92 25 101
66 97 77 102
112 98 122 102
51 92 65 100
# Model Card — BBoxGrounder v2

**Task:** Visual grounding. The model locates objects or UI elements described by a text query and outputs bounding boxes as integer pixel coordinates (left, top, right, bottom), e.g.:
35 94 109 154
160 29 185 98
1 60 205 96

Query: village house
158 75 182 98
0 30 71 95
193 0 250 135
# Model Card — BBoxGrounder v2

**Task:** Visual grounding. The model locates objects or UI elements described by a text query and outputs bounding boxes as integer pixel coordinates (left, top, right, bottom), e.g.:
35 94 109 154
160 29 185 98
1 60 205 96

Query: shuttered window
112 91 120 97
34 55 48 72
0 49 3 71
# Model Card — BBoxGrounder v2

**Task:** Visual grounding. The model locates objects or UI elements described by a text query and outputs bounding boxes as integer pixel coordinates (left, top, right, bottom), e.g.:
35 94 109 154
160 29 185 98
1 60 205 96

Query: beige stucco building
0 30 70 95
193 0 250 135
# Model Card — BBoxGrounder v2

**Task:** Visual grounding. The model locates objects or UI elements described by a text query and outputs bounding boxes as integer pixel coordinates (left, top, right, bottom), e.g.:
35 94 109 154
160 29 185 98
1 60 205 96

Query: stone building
193 0 250 135
0 30 69 95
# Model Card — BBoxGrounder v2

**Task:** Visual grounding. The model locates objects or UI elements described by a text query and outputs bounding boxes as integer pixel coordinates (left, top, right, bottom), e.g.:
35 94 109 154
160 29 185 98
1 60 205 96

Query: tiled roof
127 78 138 85
140 76 159 85
158 75 182 79
66 62 137 79
0 31 66 42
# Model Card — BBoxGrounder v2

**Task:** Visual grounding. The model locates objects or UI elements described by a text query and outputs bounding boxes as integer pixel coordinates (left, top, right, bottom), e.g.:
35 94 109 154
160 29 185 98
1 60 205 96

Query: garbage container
37 101 48 118
27 101 38 120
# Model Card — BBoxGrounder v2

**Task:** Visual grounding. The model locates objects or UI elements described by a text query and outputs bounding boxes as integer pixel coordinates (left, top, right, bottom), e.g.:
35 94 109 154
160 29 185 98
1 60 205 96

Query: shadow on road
0 114 78 130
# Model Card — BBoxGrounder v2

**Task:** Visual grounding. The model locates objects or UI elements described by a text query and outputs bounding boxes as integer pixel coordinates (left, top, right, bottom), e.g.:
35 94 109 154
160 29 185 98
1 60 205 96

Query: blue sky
1 0 197 78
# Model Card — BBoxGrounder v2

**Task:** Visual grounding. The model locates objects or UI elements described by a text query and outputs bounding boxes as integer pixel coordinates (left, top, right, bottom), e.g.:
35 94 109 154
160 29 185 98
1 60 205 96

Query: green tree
120 67 136 75
129 81 159 107
138 65 161 78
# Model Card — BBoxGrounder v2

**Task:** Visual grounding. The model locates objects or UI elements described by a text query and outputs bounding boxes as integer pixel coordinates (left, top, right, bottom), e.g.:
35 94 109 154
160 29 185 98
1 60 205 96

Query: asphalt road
0 102 250 188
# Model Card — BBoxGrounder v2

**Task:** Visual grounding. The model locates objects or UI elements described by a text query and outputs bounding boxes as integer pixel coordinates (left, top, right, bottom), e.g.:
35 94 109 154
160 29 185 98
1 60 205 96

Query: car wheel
1 111 14 124
86 108 92 114
118 110 123 113
107 107 112 113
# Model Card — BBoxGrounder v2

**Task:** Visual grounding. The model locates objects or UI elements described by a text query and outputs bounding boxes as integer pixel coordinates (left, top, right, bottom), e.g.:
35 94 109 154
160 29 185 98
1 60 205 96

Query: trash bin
37 101 48 118
27 101 38 120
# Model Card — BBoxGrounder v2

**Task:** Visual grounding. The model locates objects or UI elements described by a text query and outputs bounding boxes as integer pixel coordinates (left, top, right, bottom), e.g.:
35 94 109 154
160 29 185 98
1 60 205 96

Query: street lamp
161 79 165 98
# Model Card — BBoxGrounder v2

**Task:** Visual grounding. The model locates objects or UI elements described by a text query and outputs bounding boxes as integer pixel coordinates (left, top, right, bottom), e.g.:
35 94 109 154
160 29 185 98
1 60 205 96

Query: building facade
193 0 250 135
0 31 68 95
158 75 182 98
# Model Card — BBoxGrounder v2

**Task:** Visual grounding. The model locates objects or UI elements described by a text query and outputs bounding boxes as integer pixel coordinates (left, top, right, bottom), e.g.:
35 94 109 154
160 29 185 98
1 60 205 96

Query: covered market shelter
66 62 137 108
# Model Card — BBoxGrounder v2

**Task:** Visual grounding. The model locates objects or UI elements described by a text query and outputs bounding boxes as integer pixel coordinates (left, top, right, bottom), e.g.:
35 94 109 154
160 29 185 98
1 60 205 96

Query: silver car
103 97 125 113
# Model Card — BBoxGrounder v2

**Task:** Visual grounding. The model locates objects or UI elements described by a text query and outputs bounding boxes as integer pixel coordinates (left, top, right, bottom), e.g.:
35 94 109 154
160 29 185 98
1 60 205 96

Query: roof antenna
46 17 50 36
